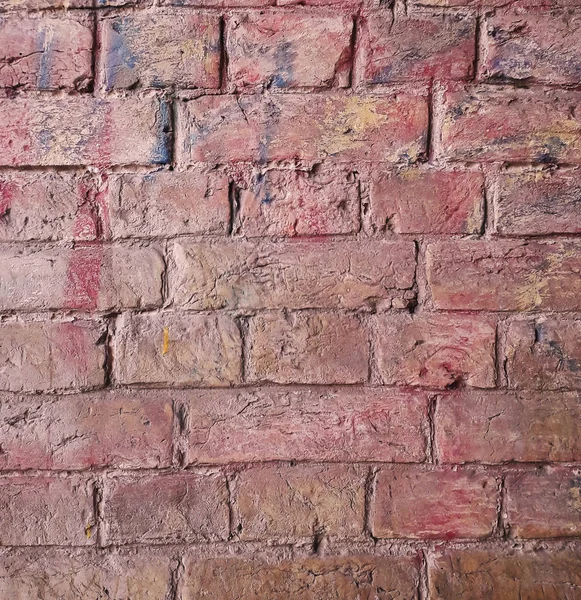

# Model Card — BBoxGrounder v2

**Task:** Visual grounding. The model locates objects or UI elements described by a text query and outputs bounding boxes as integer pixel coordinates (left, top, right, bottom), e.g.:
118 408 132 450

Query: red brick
0 14 92 90
0 320 105 392
427 240 581 311
235 464 366 540
439 85 581 163
0 475 94 546
437 390 581 463
375 313 496 388
178 92 428 163
169 239 415 310
372 467 499 539
505 317 581 390
237 163 359 236
114 312 242 386
494 169 581 235
482 11 581 85
0 390 173 470
0 96 172 166
0 244 163 311
183 554 420 600
104 472 229 544
0 548 173 600
101 11 220 90
227 12 352 89
186 387 428 464
247 312 369 384
368 167 484 234
0 0 135 7
107 170 229 238
506 468 581 538
362 11 475 83
430 549 581 599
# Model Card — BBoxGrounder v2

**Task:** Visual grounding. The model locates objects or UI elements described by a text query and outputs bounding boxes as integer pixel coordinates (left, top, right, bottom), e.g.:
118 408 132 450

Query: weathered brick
437 391 581 463
0 244 163 311
114 312 241 386
0 0 135 7
183 554 420 600
368 167 484 234
439 85 581 163
375 313 496 388
0 390 173 470
237 163 359 236
362 11 475 83
372 467 498 539
427 240 581 311
178 92 428 163
0 14 92 90
235 464 366 540
430 549 581 599
227 12 352 89
169 239 415 310
494 169 581 235
505 317 581 390
506 469 581 538
107 170 229 238
0 475 94 545
247 312 369 384
482 11 581 85
104 472 229 543
0 320 105 392
0 548 173 599
101 11 220 90
0 96 172 166
186 387 428 464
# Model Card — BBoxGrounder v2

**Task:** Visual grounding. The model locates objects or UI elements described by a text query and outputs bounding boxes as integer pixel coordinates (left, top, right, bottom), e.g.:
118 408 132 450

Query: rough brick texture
4 0 581 594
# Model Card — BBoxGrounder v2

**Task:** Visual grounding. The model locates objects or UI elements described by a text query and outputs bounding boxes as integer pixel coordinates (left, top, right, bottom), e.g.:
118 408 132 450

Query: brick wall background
0 0 580 597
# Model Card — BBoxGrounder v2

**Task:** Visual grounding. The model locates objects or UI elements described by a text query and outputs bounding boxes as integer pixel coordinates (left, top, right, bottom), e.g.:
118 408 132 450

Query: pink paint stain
0 180 15 220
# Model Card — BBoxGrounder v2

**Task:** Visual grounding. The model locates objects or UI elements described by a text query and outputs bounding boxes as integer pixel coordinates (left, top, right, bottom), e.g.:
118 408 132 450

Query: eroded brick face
4 0 581 594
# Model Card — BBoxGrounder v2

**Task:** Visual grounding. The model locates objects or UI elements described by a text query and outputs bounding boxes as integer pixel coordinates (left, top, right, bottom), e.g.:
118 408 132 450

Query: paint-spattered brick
0 245 163 311
0 14 92 90
114 312 241 386
0 97 172 167
104 472 229 544
362 11 475 83
505 317 581 390
186 387 428 464
506 469 581 538
368 168 484 234
375 313 496 389
495 169 581 235
237 164 359 236
0 548 173 600
169 239 416 310
427 240 581 311
102 12 221 90
482 11 581 85
235 465 366 540
0 390 173 470
439 85 581 163
247 312 369 384
0 475 94 546
437 391 581 463
178 93 428 163
107 170 229 238
0 320 105 392
430 549 581 600
183 554 420 600
227 12 352 89
372 467 498 539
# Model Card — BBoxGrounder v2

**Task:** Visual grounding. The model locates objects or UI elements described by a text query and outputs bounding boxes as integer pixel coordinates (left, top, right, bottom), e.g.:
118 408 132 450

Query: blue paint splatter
271 42 293 89
37 26 52 90
151 99 172 164
105 17 138 90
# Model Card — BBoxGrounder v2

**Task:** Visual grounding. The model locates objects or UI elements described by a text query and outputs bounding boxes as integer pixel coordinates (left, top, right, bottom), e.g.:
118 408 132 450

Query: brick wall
1 0 580 597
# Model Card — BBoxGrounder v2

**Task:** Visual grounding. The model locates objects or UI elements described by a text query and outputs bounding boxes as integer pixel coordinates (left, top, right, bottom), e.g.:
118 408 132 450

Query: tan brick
114 312 242 386
235 464 366 540
247 312 369 384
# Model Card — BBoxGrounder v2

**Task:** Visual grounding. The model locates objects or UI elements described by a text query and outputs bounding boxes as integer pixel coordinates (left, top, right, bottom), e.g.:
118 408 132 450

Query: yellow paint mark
85 524 92 538
162 327 170 356
568 484 581 511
